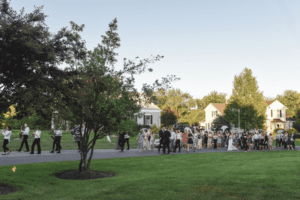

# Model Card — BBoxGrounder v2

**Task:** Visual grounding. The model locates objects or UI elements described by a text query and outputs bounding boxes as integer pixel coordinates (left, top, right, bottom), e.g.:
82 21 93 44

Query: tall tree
276 90 300 118
179 109 205 126
202 91 226 109
0 0 86 116
56 18 180 171
292 108 300 133
224 68 266 130
153 87 195 121
161 107 178 127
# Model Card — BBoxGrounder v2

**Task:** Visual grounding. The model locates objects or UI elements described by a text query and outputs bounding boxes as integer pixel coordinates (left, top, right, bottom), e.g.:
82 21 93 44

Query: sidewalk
0 146 299 167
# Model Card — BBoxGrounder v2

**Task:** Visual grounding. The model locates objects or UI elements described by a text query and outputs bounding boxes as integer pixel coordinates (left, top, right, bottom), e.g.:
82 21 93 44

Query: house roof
271 119 284 123
286 113 294 121
265 100 275 106
211 103 226 115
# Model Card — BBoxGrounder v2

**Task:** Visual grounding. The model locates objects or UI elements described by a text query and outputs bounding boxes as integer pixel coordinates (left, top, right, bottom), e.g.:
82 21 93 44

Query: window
280 110 282 118
277 110 280 118
144 114 152 125
271 110 273 117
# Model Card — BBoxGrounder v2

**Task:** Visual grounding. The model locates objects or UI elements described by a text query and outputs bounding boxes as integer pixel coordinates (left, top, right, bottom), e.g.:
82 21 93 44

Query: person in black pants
29 127 41 154
17 123 30 152
118 131 125 152
124 132 130 150
254 133 260 150
242 132 248 150
158 127 165 153
291 132 296 149
163 128 171 154
213 133 217 149
204 132 208 148
264 133 268 149
50 128 62 153
174 130 181 153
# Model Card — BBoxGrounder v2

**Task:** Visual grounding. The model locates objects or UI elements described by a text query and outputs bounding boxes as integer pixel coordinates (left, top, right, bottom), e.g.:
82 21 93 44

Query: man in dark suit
118 131 125 153
242 132 247 150
291 132 296 149
158 126 165 153
163 128 171 154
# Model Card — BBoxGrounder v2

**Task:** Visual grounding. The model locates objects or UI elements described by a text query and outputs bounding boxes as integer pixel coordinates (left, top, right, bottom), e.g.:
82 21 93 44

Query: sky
8 0 300 100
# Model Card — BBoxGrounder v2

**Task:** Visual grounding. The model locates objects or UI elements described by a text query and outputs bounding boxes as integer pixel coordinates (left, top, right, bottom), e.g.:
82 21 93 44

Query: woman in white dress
227 133 239 151
150 130 155 151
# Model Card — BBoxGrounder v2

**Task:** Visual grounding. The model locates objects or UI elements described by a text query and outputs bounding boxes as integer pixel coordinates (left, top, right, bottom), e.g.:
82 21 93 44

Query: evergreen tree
224 68 266 130
161 107 178 127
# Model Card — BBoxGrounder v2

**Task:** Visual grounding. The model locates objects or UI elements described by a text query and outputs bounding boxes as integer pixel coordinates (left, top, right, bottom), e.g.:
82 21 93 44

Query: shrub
152 123 159 134
13 113 51 131
287 128 298 134
273 128 284 134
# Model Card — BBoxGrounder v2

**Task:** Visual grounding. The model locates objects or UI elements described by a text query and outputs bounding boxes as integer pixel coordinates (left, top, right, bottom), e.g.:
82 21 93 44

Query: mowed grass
4 130 300 152
1 151 300 200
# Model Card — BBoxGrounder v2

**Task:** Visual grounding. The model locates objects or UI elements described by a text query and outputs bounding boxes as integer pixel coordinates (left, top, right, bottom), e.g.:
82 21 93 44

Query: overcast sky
10 0 300 100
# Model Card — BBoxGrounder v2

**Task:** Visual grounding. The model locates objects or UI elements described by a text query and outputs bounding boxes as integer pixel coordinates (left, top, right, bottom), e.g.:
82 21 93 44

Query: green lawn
3 130 300 152
1 151 300 199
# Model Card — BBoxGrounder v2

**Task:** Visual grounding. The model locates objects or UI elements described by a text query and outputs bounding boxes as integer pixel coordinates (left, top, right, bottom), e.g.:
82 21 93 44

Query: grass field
0 150 300 199
2 130 300 152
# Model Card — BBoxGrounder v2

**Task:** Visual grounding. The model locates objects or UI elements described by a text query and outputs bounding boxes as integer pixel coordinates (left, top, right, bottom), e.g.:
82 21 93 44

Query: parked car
173 123 190 133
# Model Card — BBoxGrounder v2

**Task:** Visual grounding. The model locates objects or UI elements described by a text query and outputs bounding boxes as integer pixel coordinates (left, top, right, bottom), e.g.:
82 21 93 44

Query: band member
50 126 62 153
158 126 165 153
118 131 125 153
29 126 41 154
17 123 30 152
124 132 130 150
1 126 12 155
163 128 171 154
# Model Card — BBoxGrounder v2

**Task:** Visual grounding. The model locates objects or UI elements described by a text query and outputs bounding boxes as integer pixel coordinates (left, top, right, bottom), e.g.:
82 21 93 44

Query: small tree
161 108 177 127
152 123 159 133
287 128 298 134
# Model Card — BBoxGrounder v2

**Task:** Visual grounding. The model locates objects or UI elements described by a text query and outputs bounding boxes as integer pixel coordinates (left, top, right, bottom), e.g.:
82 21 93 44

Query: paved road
0 146 299 167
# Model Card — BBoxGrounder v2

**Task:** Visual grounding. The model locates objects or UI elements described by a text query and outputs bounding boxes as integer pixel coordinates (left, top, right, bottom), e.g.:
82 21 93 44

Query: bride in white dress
227 133 239 151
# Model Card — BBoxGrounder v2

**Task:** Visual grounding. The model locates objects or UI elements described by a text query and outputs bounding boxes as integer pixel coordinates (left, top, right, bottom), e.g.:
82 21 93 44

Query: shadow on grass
51 169 116 180
0 182 20 197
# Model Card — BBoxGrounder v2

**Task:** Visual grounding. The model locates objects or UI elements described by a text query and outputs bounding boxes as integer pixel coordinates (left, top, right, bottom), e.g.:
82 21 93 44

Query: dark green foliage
212 115 231 131
161 107 177 127
202 91 226 109
292 108 300 133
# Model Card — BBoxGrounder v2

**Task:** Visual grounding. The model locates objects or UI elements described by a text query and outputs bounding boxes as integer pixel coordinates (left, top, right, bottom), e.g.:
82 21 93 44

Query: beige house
200 99 295 133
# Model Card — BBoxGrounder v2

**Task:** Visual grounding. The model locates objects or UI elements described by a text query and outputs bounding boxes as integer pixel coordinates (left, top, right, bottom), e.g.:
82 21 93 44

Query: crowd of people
1 123 297 155
120 126 297 154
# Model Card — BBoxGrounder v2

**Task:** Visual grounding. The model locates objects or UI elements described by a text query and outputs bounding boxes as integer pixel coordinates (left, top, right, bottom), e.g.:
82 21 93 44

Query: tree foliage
55 18 180 171
0 0 86 116
202 91 226 109
275 90 300 118
161 107 177 127
293 108 300 133
224 68 266 131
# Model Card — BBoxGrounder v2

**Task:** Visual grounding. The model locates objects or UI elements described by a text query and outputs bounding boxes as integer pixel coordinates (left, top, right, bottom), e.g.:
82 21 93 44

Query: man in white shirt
254 132 260 150
17 123 30 152
169 128 176 151
29 126 42 154
275 133 280 148
50 126 63 154
279 132 284 147
124 132 130 150
1 126 12 155
173 130 181 153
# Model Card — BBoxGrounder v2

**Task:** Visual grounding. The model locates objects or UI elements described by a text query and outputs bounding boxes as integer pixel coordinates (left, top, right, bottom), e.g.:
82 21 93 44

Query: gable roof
211 103 226 115
265 100 275 106
200 119 205 122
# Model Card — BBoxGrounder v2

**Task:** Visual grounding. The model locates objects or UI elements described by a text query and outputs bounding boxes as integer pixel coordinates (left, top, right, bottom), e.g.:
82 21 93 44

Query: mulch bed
0 184 18 196
54 170 115 180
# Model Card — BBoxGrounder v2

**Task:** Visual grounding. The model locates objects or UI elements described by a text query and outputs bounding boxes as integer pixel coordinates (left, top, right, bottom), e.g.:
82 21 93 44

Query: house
51 92 162 129
200 98 295 133
264 100 295 132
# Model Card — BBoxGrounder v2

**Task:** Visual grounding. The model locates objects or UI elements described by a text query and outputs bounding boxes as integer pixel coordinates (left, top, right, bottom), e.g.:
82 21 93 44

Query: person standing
118 131 125 153
193 130 198 149
150 130 155 151
227 133 239 151
50 127 62 154
275 133 280 148
283 132 288 149
71 126 81 151
169 128 176 152
279 132 284 148
287 133 294 150
291 132 296 149
1 126 12 155
217 131 222 149
186 130 195 153
29 126 42 154
260 132 265 151
238 132 243 149
207 132 213 149
173 129 181 153
225 131 229 149
197 131 203 150
136 130 145 153
268 133 274 151
234 132 239 149
143 130 149 151
246 133 252 151
254 132 260 150
213 132 218 149
17 123 30 152
158 127 165 153
264 133 269 149
124 132 130 150
163 127 171 154
242 132 248 151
